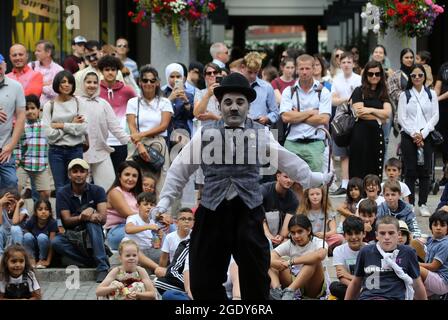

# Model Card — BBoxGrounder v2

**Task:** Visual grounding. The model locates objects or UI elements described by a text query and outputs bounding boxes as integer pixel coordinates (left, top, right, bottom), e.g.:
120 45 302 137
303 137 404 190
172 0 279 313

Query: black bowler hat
213 72 257 103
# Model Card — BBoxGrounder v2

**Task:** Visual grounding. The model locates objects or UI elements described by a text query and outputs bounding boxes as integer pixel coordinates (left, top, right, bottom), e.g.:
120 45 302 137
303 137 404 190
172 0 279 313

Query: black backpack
404 87 432 103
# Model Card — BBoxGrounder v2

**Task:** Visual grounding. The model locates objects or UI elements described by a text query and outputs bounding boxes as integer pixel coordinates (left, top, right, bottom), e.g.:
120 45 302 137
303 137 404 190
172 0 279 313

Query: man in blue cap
151 72 334 300
0 53 26 188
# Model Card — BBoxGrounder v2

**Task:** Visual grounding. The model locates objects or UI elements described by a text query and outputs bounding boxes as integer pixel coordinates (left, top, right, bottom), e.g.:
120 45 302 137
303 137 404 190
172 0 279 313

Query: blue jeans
162 290 191 300
109 145 128 174
0 155 18 189
0 225 24 255
106 224 126 250
48 145 83 195
51 222 109 272
23 233 50 260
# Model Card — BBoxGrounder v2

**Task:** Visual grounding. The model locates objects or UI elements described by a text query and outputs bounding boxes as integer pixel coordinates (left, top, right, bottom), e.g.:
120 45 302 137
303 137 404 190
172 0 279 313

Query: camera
215 76 223 84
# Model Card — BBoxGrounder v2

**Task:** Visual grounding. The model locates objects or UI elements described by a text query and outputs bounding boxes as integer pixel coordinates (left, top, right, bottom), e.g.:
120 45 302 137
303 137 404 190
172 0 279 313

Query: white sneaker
419 204 431 217
329 181 339 193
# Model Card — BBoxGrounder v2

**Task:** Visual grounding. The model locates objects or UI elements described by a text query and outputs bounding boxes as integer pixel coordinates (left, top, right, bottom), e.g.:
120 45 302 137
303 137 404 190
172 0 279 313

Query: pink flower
433 4 444 14
425 0 433 5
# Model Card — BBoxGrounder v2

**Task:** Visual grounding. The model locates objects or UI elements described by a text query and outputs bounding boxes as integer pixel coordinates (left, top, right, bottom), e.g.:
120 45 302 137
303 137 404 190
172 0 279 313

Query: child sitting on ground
336 177 363 233
381 158 411 203
269 215 327 300
297 187 343 254
23 198 58 268
329 216 366 300
398 220 411 245
142 173 157 195
377 180 422 239
156 208 194 278
0 244 41 299
358 199 377 244
419 211 448 298
0 189 29 256
124 192 165 273
96 239 157 300
356 174 385 213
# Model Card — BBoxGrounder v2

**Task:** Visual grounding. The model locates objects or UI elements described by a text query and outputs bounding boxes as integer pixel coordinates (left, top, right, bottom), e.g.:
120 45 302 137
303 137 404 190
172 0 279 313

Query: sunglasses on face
85 54 98 62
205 71 219 76
411 73 424 79
141 78 157 84
367 71 381 78
335 54 342 58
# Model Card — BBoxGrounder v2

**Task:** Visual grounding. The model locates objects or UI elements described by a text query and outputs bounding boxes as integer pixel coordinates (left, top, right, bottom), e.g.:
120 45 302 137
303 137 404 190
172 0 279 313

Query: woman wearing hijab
163 63 195 149
79 70 130 191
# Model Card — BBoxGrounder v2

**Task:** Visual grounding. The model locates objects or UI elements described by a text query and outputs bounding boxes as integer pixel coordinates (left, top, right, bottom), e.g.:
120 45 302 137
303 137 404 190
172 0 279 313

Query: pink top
105 186 138 229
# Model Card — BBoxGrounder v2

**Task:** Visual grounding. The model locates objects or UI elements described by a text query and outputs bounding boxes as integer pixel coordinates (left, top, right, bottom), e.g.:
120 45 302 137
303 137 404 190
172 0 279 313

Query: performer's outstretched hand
150 206 167 222
323 171 335 186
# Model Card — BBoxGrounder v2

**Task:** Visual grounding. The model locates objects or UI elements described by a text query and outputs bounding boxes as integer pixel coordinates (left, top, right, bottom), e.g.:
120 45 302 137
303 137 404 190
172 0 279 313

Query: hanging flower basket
128 0 217 49
361 0 444 38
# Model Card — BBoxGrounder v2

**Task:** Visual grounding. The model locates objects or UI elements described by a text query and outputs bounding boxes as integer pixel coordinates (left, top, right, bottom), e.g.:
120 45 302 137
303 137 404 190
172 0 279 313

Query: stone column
327 25 341 51
211 24 225 43
378 28 416 70
150 21 191 85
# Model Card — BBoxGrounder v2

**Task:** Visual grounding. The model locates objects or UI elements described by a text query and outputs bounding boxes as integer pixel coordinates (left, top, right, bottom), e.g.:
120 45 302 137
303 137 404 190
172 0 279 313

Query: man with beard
51 158 110 283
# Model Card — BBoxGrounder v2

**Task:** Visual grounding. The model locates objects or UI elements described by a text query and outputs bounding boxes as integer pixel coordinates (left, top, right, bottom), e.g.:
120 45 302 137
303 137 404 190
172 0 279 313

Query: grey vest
200 118 267 210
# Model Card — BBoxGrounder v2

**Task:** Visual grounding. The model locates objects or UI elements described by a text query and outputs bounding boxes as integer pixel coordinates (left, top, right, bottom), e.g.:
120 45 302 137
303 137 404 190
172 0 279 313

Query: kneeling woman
269 214 327 300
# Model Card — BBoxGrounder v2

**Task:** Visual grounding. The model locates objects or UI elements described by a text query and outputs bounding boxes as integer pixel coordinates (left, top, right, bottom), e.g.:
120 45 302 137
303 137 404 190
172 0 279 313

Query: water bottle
152 230 161 249
417 147 424 166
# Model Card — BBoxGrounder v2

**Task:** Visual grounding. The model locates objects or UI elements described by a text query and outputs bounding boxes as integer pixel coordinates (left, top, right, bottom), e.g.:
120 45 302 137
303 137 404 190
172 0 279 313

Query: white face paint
220 92 249 127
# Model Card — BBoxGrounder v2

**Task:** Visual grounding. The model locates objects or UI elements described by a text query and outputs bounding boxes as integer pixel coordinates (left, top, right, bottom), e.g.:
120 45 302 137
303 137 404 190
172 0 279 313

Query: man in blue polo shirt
52 158 110 282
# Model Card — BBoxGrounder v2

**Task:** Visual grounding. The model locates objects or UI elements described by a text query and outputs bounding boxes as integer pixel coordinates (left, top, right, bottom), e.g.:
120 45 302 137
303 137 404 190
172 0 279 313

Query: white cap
72 36 87 45
68 158 89 170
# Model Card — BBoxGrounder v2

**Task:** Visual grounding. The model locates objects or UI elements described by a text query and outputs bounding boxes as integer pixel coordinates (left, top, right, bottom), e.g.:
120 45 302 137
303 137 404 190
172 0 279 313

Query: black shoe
439 177 448 186
96 270 108 283
331 187 346 196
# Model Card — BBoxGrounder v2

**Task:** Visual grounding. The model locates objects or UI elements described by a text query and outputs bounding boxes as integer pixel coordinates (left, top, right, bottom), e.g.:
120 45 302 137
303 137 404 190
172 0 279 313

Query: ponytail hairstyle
288 214 313 245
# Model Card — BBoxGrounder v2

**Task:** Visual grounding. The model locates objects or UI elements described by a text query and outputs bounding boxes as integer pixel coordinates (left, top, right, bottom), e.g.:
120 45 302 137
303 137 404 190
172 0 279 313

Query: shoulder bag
330 91 357 147
132 98 165 172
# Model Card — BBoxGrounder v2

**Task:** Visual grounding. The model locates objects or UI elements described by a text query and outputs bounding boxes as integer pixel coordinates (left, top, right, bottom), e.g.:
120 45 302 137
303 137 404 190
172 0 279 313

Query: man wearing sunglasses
74 41 125 96
116 38 139 81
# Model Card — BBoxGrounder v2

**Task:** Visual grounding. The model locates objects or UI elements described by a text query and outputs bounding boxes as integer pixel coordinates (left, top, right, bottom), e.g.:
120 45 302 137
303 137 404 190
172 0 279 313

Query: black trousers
189 197 270 300
401 132 432 206
110 145 129 174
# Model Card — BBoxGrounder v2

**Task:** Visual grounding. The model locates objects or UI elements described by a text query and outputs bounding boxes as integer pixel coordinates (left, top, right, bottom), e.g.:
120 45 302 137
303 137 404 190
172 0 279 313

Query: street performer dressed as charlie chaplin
152 72 333 300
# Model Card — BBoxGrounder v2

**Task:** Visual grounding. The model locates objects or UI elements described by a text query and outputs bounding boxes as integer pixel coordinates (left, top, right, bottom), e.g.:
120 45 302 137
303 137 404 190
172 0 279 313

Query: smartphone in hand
174 79 183 90
215 76 223 84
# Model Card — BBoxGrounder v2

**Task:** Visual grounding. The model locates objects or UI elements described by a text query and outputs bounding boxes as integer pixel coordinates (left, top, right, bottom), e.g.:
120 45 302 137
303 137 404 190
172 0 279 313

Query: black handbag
431 130 444 145
132 98 165 172
330 97 356 147
133 141 165 172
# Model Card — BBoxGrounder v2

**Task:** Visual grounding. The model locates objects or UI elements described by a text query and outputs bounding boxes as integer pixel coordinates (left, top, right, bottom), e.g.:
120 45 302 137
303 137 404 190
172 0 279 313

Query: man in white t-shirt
330 52 362 196
329 216 366 299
